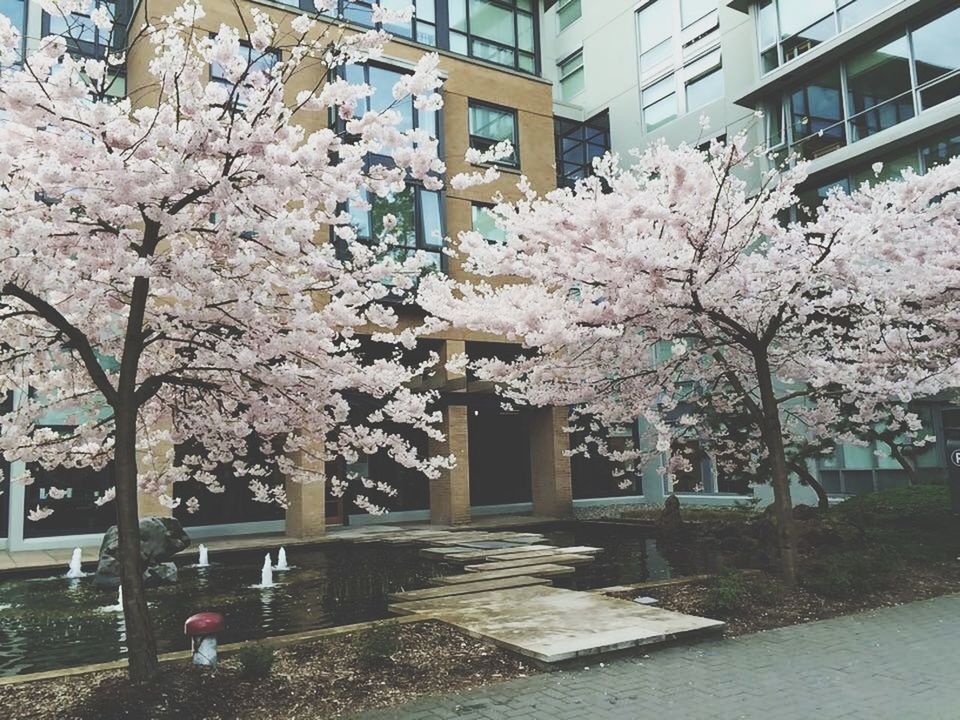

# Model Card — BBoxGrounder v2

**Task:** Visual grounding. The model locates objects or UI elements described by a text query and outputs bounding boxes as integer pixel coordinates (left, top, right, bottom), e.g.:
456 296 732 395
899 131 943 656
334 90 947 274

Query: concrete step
476 546 602 563
421 544 557 561
464 554 594 573
388 575 551 605
431 563 576 585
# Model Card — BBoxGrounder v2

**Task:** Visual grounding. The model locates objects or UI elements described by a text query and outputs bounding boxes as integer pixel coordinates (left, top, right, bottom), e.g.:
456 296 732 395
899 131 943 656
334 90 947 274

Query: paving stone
463 546 602 563
423 544 558 561
464 554 594 572
432 564 577 585
388 576 551 604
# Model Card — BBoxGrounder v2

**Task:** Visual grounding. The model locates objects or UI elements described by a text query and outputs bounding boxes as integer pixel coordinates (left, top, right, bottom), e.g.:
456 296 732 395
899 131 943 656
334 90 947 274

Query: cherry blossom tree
0 0 453 679
420 134 960 589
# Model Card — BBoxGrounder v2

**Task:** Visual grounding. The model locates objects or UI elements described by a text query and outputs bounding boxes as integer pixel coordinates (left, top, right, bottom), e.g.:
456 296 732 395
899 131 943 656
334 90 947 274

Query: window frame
557 0 582 32
468 99 520 168
557 47 585 101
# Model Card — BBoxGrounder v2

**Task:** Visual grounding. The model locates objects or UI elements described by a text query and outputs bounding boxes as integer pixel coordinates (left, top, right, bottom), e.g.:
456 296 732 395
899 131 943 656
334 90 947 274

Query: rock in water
657 494 683 538
93 517 190 588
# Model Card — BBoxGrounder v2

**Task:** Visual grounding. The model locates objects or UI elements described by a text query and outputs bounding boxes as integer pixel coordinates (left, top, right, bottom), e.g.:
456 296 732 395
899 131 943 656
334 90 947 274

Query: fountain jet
66 548 85 578
275 547 289 571
198 544 209 567
260 553 274 588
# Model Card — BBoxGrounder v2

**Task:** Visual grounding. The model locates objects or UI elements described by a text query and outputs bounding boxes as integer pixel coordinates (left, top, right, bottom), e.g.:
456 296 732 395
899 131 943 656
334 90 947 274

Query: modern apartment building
541 0 960 504
0 0 576 550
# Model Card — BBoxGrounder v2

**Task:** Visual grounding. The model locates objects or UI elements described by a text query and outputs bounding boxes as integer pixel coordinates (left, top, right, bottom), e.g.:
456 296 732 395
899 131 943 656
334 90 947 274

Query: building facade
540 0 960 505
0 0 575 551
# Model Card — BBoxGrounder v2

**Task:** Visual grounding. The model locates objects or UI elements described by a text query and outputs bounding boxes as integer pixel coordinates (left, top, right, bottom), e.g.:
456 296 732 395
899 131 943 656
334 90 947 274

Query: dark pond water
0 542 451 678
0 521 729 677
513 521 725 589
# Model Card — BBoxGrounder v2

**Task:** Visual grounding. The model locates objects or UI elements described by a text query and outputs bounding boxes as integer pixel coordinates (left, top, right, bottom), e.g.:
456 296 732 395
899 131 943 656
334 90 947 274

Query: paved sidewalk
355 593 960 720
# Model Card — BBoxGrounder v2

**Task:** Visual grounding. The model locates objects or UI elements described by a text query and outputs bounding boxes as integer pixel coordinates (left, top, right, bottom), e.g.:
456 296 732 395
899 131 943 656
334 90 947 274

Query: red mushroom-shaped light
184 612 224 667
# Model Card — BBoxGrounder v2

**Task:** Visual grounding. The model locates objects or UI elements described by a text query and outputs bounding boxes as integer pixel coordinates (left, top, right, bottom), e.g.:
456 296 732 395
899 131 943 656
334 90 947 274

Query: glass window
838 0 896 30
0 0 24 64
448 0 537 74
686 66 722 111
43 0 124 59
680 0 714 28
912 7 960 110
789 69 845 159
638 0 673 68
554 111 610 188
336 0 437 46
778 0 835 39
350 185 444 271
469 101 519 166
558 0 581 31
558 49 585 100
472 204 507 243
642 74 677 131
846 34 914 142
344 63 438 141
921 128 960 171
211 42 279 103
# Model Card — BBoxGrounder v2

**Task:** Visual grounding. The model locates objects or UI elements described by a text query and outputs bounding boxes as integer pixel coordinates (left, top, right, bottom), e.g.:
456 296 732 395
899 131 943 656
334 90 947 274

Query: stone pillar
137 425 173 518
529 406 573 518
429 404 471 526
285 441 326 538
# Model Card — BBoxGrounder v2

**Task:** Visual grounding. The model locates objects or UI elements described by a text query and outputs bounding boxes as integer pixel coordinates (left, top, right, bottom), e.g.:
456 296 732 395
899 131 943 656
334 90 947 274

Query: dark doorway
468 405 532 507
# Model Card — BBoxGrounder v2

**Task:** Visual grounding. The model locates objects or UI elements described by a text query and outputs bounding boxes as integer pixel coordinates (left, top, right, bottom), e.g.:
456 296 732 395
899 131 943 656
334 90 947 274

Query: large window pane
790 69 845 158
469 101 519 165
472 204 507 243
846 34 914 142
369 65 414 132
921 128 960 170
373 186 417 247
838 0 896 30
559 49 585 100
644 94 676 131
419 190 443 248
913 7 960 110
470 0 515 45
686 67 723 111
778 0 835 38
558 0 581 31
680 0 714 27
639 0 672 67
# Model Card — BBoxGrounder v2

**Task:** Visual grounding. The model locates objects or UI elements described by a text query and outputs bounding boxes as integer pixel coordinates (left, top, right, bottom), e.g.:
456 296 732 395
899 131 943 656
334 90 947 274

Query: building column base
530 406 573 518
429 404 471 525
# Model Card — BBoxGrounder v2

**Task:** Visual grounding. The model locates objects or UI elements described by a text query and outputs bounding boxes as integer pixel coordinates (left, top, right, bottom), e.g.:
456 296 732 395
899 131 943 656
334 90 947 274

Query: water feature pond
0 542 451 678
511 520 727 589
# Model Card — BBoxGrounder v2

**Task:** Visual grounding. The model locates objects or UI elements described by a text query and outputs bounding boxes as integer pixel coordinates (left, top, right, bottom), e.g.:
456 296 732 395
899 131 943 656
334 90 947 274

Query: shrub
704 570 751 617
355 622 401 666
829 485 949 525
236 643 275 680
802 549 901 600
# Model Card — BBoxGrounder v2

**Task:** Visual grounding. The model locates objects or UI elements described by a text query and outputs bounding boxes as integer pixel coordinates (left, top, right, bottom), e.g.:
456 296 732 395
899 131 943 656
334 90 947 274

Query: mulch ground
619 561 960 636
0 621 536 720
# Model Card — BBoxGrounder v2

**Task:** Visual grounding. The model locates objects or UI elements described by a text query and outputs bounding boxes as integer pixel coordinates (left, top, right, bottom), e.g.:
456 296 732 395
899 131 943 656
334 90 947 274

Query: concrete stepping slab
428 544 558 561
388 576 551 604
464 554 594 572
432 564 576 585
391 585 725 663
478 546 602 562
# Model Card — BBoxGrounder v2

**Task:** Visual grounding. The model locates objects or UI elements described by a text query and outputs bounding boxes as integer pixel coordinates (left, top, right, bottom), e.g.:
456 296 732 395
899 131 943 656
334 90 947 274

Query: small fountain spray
197 544 209 567
275 547 289 571
259 553 274 588
66 548 86 578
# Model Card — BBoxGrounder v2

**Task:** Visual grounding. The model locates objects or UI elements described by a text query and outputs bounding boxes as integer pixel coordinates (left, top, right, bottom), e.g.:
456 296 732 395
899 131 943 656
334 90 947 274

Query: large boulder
93 516 190 589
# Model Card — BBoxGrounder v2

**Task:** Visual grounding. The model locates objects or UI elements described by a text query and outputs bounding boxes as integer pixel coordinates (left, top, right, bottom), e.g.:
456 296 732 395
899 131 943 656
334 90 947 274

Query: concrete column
285 441 326 538
137 426 172 518
529 406 573 518
429 404 471 526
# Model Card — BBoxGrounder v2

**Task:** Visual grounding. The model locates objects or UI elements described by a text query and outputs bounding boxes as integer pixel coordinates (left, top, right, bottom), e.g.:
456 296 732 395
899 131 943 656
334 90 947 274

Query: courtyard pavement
355 593 960 720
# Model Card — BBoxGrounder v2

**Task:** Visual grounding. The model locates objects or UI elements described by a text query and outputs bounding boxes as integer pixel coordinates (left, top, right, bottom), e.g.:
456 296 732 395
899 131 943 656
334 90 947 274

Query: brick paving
354 593 960 720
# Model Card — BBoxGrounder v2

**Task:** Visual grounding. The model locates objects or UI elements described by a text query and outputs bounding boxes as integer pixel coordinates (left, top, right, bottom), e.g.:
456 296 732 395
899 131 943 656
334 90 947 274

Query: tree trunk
753 351 799 589
791 461 830 512
114 403 159 681
114 274 158 681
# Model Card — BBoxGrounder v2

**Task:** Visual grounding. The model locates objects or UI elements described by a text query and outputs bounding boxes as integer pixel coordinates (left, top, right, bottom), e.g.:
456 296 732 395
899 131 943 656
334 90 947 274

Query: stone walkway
354 594 960 720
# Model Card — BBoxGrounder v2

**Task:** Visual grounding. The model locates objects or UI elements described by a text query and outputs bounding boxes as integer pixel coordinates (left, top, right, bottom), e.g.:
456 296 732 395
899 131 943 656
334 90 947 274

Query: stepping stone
431 544 558 561
431 564 576 585
481 546 602 562
390 585 725 663
464 554 594 572
388 575 551 604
